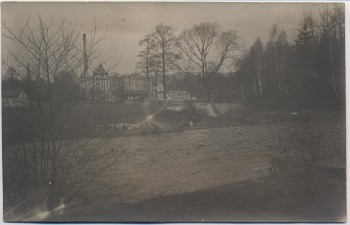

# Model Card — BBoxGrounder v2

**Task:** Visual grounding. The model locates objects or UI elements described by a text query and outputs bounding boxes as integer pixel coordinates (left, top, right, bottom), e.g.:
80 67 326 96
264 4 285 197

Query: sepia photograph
1 1 346 222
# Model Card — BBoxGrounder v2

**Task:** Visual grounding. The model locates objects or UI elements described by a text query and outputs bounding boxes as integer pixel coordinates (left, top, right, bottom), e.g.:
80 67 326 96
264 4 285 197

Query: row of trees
137 22 241 116
236 5 345 110
136 24 178 108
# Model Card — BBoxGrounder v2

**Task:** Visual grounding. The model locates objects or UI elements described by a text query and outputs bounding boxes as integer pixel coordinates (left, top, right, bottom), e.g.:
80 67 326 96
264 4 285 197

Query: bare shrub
269 121 324 174
2 15 128 221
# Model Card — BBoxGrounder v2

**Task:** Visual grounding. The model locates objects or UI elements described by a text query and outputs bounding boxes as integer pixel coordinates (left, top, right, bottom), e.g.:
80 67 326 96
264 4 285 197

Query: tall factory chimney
82 34 89 99
83 34 88 77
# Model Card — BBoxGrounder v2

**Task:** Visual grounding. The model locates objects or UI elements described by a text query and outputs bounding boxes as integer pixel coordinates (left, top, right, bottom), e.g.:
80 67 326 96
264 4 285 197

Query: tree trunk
40 142 44 186
280 65 289 95
162 53 167 109
329 33 339 96
257 54 263 96
204 82 220 117
47 139 60 210
241 85 245 104
253 77 257 96
146 56 150 99
22 143 29 178
209 97 220 117
32 142 38 181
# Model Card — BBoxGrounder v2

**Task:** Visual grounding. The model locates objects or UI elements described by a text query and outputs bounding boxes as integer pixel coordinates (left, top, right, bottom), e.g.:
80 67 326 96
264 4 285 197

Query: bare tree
149 53 163 100
318 5 345 97
303 11 318 46
151 23 178 109
2 15 127 220
177 22 240 116
136 34 156 98
265 25 289 95
250 38 264 96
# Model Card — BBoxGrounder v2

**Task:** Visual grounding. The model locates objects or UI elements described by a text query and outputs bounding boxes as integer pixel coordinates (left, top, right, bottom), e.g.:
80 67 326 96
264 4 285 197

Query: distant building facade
83 65 149 102
83 65 190 103
155 79 190 103
157 90 191 103
110 74 122 102
92 64 112 102
119 73 148 101
2 89 29 107
168 91 191 103
121 74 147 91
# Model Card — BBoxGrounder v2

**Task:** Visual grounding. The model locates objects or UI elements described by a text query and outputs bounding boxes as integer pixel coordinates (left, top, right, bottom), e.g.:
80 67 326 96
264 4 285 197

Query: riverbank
56 108 347 139
50 166 346 222
2 101 345 143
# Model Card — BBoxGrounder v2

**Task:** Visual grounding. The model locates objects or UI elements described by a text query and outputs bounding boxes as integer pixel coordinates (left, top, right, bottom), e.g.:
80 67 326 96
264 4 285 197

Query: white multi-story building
84 66 191 104
92 64 112 102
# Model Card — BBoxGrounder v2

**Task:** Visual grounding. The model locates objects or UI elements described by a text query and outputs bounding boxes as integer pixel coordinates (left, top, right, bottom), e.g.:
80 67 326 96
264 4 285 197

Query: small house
2 89 29 107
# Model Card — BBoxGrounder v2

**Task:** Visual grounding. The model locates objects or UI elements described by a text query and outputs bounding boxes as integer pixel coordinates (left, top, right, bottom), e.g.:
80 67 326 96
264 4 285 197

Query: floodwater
69 124 279 215
56 111 345 217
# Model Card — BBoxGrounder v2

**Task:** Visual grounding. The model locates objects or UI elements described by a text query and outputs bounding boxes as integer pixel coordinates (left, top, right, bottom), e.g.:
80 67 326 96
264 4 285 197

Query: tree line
236 5 345 110
137 4 345 113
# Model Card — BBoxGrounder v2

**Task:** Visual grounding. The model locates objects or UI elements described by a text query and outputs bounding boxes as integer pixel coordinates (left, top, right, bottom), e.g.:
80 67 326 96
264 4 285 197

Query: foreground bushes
269 121 324 173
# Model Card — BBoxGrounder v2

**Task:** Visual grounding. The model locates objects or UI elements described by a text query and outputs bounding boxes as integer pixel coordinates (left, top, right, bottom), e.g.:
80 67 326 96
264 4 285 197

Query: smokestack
26 64 31 81
83 34 88 77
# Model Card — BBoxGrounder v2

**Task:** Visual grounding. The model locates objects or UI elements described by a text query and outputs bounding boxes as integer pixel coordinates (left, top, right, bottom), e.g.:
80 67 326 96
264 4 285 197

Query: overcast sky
2 2 332 74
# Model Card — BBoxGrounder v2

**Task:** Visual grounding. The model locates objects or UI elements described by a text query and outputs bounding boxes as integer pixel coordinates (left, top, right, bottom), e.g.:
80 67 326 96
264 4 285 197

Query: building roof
93 64 108 76
2 89 25 98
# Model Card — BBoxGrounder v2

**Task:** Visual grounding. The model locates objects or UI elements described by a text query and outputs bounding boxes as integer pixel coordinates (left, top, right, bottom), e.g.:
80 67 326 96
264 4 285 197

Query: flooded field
84 126 271 207
64 112 345 216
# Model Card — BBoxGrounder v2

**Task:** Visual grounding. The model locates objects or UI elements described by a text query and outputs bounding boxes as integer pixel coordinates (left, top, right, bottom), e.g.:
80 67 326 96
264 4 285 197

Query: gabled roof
2 89 25 98
93 64 108 76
